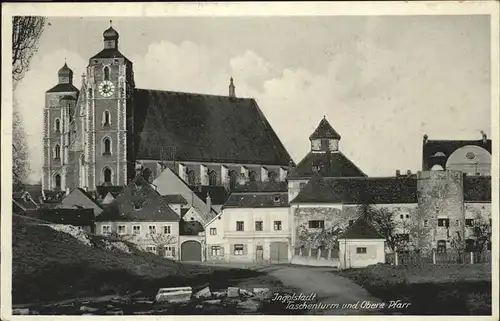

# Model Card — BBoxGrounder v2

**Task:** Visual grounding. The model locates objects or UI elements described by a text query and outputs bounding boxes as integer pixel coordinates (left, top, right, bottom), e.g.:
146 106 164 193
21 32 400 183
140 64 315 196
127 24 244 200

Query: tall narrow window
103 137 111 155
103 111 111 126
208 170 218 185
103 66 110 81
54 144 61 160
104 167 112 184
54 174 61 189
55 119 61 132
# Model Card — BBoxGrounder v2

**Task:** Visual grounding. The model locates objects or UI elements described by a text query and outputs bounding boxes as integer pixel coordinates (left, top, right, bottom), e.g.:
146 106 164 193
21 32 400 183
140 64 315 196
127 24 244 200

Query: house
191 185 229 214
161 194 188 216
338 218 386 269
57 187 104 216
205 191 291 263
95 169 180 259
37 208 96 233
179 206 207 261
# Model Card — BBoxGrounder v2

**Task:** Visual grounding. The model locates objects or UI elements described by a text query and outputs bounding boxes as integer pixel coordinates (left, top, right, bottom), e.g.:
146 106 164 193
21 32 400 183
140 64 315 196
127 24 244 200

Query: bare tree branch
12 16 46 83
12 106 29 191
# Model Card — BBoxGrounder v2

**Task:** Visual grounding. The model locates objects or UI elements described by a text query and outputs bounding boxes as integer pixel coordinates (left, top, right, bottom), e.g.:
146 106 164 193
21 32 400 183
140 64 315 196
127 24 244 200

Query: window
118 225 126 235
55 118 61 132
233 244 244 256
52 174 62 191
104 168 112 184
211 246 222 256
187 170 196 185
400 214 404 219
102 225 111 235
274 221 282 231
356 247 367 254
164 246 175 257
299 182 306 189
163 225 171 234
249 171 258 182
438 219 450 228
236 221 244 231
397 234 410 242
424 220 428 227
209 228 217 235
348 220 355 226
312 165 320 172
149 225 156 234
103 137 111 155
132 225 140 235
465 219 474 227
268 171 277 182
308 220 325 229
54 144 61 160
465 239 475 252
103 111 111 126
405 214 409 219
321 139 329 150
208 170 217 185
103 66 110 81
437 240 447 254
255 221 263 231
146 245 156 253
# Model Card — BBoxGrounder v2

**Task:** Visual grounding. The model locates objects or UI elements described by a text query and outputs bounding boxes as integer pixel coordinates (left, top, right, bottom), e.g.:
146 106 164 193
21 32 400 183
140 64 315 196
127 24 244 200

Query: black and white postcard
1 1 499 319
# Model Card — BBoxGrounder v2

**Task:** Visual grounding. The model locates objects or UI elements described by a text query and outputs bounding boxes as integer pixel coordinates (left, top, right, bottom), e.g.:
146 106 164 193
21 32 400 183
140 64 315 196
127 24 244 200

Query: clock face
98 81 115 98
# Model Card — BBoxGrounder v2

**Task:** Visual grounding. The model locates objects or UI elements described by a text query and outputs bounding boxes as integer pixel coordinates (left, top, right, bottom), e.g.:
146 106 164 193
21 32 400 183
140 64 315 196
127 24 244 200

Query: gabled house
57 188 104 216
95 171 180 259
96 185 124 205
205 191 291 264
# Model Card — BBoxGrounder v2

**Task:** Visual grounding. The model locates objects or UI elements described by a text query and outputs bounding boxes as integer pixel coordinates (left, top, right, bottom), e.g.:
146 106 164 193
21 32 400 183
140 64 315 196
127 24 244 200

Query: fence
386 249 492 266
293 246 339 260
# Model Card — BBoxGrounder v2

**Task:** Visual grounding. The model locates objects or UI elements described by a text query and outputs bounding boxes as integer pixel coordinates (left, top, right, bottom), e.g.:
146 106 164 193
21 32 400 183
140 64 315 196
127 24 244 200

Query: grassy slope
336 263 492 315
12 216 268 305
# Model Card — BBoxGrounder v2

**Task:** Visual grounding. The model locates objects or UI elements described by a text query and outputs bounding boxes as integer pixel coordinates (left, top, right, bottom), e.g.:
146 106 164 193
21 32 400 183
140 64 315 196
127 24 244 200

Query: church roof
309 117 341 140
90 48 129 61
103 26 119 40
291 176 418 204
222 192 289 209
288 151 366 179
339 218 385 239
132 89 292 166
46 83 79 93
58 63 73 76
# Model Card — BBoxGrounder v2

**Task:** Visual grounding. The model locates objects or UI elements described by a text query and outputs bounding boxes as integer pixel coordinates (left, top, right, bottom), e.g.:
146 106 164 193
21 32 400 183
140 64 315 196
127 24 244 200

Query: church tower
42 63 79 191
309 116 342 153
82 22 135 190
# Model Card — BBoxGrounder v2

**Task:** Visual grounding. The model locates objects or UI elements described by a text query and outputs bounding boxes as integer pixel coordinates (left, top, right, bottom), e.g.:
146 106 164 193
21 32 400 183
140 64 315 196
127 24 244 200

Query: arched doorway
181 240 202 261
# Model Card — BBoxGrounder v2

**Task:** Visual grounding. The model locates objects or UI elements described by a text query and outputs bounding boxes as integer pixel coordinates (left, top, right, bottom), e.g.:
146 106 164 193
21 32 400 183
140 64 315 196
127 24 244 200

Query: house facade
95 168 181 259
205 192 291 263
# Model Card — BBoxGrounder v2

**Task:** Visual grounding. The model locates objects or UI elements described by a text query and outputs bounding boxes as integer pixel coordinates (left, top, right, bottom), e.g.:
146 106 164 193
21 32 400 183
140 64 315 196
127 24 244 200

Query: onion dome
103 26 119 40
58 63 73 78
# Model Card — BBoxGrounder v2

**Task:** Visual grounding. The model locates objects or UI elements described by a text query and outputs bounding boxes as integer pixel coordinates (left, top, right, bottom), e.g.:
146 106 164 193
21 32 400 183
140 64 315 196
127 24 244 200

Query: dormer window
321 139 329 149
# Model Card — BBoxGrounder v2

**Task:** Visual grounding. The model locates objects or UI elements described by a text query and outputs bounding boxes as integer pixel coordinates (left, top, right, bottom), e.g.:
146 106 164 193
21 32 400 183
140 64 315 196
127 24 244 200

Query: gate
181 241 202 261
270 242 288 263
256 245 264 263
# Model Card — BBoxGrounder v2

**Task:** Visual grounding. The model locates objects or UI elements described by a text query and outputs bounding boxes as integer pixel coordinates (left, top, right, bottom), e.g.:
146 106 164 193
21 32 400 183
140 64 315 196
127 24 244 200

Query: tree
358 204 400 251
12 107 29 191
148 232 177 257
12 16 46 83
471 215 492 253
296 223 343 249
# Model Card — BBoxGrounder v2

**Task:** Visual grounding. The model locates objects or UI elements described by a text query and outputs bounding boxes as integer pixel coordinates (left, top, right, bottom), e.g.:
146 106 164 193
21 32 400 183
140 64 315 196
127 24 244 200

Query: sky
14 15 491 183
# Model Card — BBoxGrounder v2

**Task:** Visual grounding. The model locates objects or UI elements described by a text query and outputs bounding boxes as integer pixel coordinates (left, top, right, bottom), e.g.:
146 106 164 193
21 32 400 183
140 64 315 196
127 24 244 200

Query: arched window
187 170 196 186
103 137 111 155
54 144 61 160
437 240 447 254
228 170 238 189
103 111 111 126
54 174 61 190
268 171 278 182
249 171 258 182
103 167 112 184
55 118 61 132
103 66 110 81
208 170 218 185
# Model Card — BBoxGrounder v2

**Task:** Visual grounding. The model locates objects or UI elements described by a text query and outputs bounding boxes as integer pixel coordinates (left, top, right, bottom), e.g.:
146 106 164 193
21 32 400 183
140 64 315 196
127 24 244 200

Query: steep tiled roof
96 185 124 199
191 185 229 205
38 208 95 227
132 89 292 166
97 175 179 222
231 181 288 193
339 218 385 239
223 192 289 209
162 194 188 205
90 48 129 60
463 176 491 202
289 151 366 179
46 83 79 93
291 176 418 204
309 117 341 140
422 138 492 170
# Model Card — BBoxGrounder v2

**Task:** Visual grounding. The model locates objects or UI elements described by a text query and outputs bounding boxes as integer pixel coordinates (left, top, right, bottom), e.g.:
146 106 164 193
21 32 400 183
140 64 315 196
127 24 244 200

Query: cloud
15 17 490 183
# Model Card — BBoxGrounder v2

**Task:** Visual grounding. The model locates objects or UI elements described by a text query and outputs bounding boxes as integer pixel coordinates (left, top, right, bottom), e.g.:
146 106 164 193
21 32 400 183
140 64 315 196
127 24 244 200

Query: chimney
229 77 236 99
481 131 487 144
423 134 428 144
396 170 401 177
66 188 70 196
206 192 212 209
135 163 144 177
